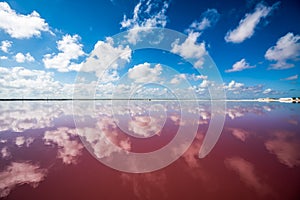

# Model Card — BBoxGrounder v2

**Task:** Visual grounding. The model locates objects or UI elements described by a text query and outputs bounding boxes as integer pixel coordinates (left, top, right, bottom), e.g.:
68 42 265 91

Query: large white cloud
171 32 207 68
265 32 300 69
0 40 12 53
43 34 85 72
73 37 132 99
0 2 51 39
225 58 255 73
225 2 278 43
128 62 162 83
81 37 131 78
0 162 47 198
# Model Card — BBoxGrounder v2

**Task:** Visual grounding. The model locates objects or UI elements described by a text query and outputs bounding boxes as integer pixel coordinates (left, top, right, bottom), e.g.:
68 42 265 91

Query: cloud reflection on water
0 162 47 198
224 157 271 195
265 131 300 168
0 101 299 199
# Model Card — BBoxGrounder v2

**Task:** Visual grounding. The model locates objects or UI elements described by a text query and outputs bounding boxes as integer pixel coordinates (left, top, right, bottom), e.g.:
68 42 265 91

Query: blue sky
0 0 299 99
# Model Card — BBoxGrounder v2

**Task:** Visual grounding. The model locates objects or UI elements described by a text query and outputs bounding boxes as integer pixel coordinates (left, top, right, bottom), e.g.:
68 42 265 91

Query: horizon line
0 98 298 102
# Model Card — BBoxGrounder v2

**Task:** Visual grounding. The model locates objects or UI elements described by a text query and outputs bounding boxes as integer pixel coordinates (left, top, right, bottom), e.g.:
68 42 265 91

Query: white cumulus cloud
43 34 85 72
199 79 212 88
0 2 51 39
171 32 207 68
225 2 279 43
224 80 244 91
0 40 12 53
265 32 300 69
81 37 131 78
15 52 35 63
120 0 169 44
0 66 74 98
226 58 255 72
128 62 162 83
170 74 186 84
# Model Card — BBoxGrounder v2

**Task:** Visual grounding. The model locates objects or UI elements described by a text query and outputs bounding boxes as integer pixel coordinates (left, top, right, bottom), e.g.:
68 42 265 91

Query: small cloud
224 80 244 91
14 136 34 147
0 40 12 53
15 52 35 63
1 147 11 159
262 88 276 94
262 88 272 94
229 128 251 142
199 79 212 88
225 2 279 43
281 74 298 81
15 136 25 147
226 58 255 72
187 8 220 32
265 32 300 69
190 74 207 81
0 56 8 60
170 74 186 84
0 2 52 39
